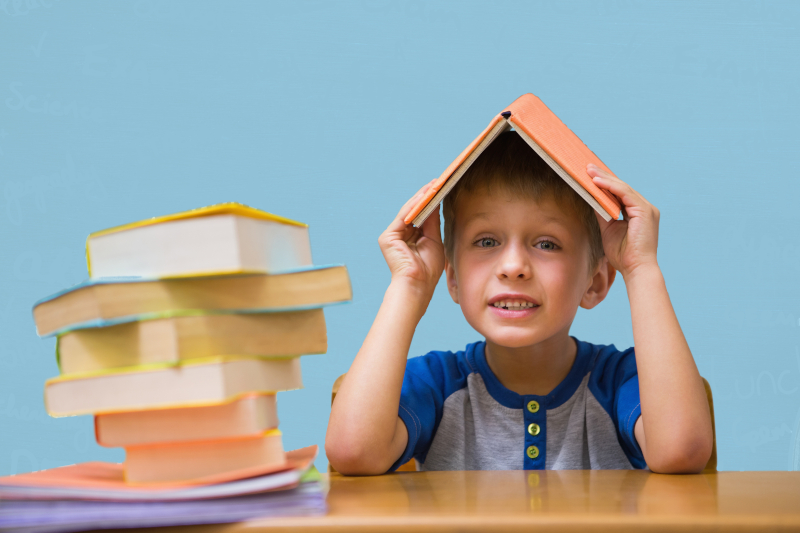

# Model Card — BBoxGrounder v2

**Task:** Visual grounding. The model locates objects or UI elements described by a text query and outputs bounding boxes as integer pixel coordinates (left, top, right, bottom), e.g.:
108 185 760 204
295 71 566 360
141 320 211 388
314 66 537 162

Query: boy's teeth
493 300 536 309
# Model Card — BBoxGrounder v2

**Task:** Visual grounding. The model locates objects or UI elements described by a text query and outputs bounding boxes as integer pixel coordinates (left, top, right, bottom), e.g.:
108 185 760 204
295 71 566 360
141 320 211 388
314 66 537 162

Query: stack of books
1 203 351 530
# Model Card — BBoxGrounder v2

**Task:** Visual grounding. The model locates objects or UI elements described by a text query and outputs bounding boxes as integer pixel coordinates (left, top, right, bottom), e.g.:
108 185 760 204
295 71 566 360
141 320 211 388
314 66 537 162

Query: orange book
404 93 622 227
95 394 279 448
124 429 285 485
0 446 316 497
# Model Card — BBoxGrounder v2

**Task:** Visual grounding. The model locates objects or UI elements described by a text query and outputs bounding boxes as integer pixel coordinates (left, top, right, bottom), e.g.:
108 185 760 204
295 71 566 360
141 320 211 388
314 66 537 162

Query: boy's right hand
328 184 442 475
378 181 445 303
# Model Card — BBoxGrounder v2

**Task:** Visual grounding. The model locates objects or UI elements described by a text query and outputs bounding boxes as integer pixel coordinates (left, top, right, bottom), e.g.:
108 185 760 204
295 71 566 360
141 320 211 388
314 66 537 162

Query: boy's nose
496 243 532 280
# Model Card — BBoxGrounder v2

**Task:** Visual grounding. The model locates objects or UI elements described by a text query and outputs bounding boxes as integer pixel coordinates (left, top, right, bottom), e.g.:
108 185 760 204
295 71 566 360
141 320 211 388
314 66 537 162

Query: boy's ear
580 257 616 310
444 256 459 304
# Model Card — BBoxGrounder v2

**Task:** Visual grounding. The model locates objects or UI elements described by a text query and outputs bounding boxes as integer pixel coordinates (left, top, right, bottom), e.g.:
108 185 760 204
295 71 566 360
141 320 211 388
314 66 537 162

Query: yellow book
58 309 327 374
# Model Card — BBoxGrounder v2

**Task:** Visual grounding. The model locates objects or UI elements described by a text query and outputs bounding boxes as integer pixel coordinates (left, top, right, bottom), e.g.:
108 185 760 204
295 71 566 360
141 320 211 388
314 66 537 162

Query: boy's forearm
326 279 428 474
625 264 713 473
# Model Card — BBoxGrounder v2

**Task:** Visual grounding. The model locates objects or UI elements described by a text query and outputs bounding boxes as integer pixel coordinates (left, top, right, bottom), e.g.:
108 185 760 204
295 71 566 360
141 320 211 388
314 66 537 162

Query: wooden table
139 470 800 532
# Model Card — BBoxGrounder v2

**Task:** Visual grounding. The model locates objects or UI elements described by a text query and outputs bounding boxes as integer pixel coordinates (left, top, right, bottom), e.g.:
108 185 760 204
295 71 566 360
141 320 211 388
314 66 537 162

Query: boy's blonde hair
443 131 605 272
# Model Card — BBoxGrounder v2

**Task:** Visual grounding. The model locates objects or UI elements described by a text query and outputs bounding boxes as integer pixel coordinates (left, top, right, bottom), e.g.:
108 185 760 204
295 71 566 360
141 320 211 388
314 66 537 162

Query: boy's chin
481 328 546 349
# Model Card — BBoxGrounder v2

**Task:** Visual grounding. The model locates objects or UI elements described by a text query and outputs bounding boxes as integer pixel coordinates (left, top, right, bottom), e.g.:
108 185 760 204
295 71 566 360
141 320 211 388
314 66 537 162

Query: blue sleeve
388 348 472 472
587 343 646 469
616 376 644 467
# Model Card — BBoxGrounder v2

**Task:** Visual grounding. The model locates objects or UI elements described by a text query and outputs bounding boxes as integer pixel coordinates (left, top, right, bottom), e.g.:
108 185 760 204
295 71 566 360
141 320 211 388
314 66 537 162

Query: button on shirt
390 338 645 471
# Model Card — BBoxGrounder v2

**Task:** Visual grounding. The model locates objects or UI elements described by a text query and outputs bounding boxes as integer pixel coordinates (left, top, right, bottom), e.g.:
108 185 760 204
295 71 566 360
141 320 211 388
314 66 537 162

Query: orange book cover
404 93 622 226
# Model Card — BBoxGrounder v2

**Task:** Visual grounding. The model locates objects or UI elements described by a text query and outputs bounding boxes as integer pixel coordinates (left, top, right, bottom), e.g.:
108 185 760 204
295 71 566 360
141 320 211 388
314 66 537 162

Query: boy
326 132 713 474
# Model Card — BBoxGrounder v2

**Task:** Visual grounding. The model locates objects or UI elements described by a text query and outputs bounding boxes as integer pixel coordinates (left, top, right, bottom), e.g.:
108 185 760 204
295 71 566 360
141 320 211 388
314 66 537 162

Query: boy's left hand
587 164 659 279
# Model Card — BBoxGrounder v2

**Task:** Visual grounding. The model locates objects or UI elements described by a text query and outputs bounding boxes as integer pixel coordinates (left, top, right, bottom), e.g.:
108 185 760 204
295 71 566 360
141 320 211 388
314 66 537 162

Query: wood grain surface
126 470 800 533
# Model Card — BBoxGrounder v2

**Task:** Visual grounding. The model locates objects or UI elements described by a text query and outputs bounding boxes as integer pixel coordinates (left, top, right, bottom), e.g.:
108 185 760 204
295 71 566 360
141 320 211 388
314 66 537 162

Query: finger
594 209 615 231
396 180 437 223
587 164 644 199
388 179 437 233
587 164 643 201
586 163 620 182
590 175 644 210
419 203 442 245
405 226 422 247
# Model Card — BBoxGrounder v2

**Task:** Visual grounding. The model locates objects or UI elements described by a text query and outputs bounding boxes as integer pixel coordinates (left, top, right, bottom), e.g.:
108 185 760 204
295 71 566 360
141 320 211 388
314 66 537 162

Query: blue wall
1 0 799 473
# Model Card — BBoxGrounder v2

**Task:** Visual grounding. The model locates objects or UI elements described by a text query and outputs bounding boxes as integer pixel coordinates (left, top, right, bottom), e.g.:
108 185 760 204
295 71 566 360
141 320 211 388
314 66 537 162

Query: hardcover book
33 264 351 337
44 356 303 417
124 429 285 484
404 93 622 227
87 202 312 279
58 310 327 374
95 394 279 448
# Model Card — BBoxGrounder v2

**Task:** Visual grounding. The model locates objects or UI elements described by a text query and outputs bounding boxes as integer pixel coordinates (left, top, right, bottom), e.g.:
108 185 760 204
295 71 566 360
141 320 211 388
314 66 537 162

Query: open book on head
404 93 622 227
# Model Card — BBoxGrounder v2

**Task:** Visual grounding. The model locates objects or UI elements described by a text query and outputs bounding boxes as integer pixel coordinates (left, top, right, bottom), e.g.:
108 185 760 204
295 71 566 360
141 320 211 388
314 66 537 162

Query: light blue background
1 0 799 474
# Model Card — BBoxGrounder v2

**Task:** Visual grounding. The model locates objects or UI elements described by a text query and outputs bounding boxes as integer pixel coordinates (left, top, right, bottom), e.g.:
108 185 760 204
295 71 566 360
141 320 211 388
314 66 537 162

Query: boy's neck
484 333 577 397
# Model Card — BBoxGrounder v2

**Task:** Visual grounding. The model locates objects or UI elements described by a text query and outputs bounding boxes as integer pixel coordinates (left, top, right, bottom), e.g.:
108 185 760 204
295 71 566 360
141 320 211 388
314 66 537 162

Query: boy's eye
537 240 559 251
474 237 499 248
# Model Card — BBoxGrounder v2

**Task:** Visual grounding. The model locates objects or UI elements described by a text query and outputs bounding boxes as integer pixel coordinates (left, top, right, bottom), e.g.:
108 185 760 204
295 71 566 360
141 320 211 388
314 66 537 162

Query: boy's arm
588 164 713 474
326 183 444 475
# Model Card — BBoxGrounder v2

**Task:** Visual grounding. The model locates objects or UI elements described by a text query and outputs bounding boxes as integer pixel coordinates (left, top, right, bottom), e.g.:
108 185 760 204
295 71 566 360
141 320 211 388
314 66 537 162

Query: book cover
404 93 622 226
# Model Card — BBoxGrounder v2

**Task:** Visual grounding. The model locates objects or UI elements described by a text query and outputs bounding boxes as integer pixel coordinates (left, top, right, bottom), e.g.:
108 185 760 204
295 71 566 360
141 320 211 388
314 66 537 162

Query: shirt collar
467 337 591 409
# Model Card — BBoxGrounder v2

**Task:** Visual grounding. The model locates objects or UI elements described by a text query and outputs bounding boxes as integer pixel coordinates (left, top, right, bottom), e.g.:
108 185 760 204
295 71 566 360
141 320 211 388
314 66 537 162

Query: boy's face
446 188 605 349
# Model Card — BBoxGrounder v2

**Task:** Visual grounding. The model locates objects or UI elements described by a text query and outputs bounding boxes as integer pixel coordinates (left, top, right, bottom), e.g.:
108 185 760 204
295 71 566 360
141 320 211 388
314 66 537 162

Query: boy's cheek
459 306 491 340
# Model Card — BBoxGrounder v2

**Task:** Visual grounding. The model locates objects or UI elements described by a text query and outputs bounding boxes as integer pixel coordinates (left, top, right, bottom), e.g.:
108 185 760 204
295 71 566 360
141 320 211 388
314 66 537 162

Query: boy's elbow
325 436 393 476
646 432 713 474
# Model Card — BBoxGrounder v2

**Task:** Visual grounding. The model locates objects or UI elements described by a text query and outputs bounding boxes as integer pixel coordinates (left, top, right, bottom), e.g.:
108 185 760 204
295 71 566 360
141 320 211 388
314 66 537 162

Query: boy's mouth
488 294 540 316
491 300 538 310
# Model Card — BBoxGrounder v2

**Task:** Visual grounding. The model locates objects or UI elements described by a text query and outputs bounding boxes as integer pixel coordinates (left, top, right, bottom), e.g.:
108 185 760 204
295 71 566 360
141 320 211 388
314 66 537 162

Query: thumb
419 203 442 245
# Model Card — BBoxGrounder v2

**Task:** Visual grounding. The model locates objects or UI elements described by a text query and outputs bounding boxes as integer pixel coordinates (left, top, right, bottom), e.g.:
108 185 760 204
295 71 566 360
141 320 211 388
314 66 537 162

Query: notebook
0 483 326 533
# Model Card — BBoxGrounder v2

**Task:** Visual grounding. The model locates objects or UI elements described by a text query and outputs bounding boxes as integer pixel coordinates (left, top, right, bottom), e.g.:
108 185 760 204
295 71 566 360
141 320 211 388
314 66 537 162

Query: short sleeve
586 342 646 469
388 348 472 472
616 376 645 467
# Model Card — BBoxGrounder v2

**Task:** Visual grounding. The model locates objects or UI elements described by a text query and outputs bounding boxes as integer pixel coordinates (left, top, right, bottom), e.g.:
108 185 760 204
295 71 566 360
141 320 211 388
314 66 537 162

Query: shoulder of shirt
575 337 638 389
404 340 482 392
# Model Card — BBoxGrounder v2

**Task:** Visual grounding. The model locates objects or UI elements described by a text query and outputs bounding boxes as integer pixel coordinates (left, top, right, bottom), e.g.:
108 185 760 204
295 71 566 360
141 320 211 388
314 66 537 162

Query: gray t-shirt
391 338 644 471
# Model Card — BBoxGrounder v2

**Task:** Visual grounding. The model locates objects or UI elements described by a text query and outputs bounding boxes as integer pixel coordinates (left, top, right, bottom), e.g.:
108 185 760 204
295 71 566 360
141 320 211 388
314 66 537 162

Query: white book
44 356 303 417
86 203 312 279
